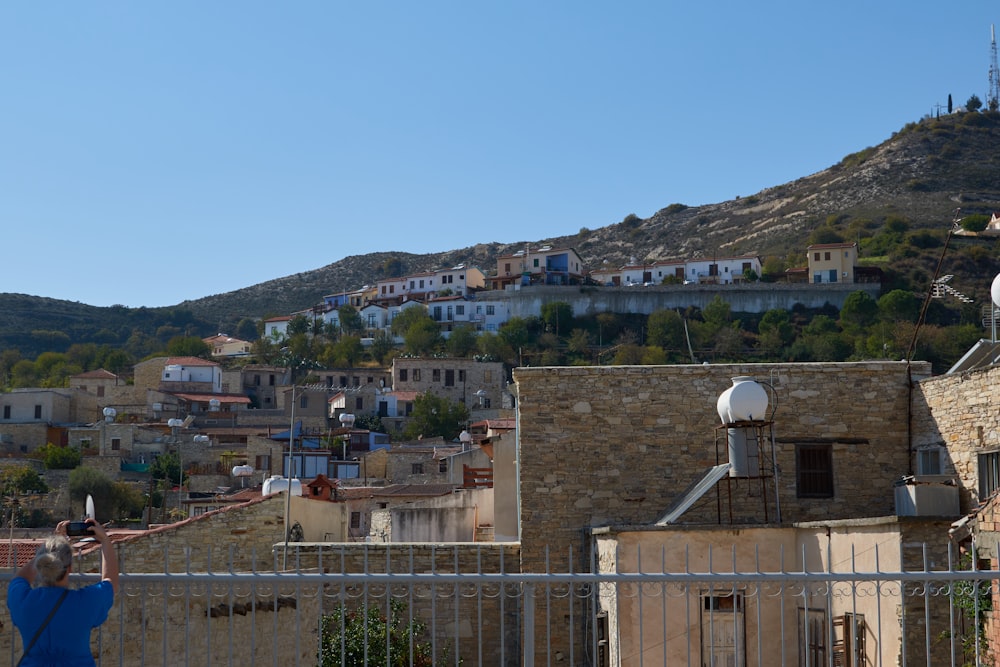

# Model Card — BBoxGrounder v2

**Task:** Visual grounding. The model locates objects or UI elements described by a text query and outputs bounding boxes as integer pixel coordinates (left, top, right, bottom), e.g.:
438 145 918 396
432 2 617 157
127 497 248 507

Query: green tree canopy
540 301 574 337
402 392 469 442
403 318 442 356
338 305 364 335
446 324 478 358
840 291 879 330
646 309 685 349
165 335 211 358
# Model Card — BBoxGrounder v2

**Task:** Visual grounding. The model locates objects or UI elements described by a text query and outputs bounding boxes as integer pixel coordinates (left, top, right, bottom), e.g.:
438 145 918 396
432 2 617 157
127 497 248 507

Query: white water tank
716 376 769 423
232 464 254 478
716 377 769 478
262 475 303 496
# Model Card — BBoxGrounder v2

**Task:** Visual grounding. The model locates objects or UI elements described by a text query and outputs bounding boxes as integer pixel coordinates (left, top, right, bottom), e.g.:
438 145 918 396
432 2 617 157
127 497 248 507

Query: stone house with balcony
491 246 585 289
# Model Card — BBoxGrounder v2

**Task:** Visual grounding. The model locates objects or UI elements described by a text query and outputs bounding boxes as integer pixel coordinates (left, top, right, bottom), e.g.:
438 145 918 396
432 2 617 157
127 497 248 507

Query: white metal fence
1 543 996 666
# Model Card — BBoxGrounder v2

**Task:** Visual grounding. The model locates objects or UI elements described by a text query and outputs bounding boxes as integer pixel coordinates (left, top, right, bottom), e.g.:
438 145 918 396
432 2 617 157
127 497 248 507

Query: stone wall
912 365 1000 511
287 542 522 666
514 361 931 574
478 282 881 318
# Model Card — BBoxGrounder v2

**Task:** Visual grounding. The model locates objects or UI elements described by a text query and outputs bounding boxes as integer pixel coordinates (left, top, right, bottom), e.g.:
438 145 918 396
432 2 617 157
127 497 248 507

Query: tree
338 305 364 335
402 392 469 442
319 599 446 667
446 324 478 358
391 306 431 338
967 94 983 112
150 452 184 487
566 328 592 356
36 443 81 470
286 314 311 337
404 319 442 356
840 291 879 330
499 317 532 351
332 336 364 366
948 93 953 114
0 464 48 495
878 289 920 323
166 335 211 358
646 309 684 349
540 301 574 337
369 330 396 365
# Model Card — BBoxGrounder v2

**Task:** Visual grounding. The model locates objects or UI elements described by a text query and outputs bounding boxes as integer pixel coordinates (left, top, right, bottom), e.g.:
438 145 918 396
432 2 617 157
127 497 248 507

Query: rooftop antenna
989 24 1000 111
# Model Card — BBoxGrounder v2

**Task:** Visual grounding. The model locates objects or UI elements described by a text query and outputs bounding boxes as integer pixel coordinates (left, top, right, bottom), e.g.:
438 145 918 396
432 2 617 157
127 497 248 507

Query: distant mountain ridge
3 112 1000 356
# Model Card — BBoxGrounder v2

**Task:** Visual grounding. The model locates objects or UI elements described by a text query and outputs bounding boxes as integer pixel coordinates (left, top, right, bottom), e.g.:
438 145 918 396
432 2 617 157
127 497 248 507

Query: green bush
960 214 990 232
319 599 456 666
36 443 81 470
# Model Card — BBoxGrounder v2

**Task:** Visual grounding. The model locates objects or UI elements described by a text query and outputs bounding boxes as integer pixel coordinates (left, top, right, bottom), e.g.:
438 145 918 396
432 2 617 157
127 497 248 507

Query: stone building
512 361 944 663
391 357 509 410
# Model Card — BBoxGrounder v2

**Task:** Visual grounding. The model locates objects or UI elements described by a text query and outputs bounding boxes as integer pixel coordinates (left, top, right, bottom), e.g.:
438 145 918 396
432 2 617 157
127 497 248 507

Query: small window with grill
796 443 834 498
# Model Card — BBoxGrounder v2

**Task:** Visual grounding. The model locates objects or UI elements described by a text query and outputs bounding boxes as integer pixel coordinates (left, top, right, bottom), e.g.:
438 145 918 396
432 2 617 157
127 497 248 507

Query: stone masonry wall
288 542 522 666
912 364 1000 511
514 361 931 574
514 361 932 665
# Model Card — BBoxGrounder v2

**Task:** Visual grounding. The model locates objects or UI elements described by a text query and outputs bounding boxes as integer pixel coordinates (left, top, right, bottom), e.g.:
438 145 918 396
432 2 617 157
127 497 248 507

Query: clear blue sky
1 2 995 308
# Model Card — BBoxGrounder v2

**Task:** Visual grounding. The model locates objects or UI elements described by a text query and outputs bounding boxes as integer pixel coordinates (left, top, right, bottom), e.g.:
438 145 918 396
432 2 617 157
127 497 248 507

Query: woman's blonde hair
33 535 72 587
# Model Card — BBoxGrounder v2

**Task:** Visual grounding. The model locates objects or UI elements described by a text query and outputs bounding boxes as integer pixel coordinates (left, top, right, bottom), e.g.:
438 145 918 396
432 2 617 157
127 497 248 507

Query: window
917 447 942 475
419 279 425 288
482 397 491 408
80 438 92 449
824 252 831 261
2 406 9 419
533 259 539 268
411 463 424 474
486 305 495 316
458 370 465 382
483 370 493 382
255 455 271 471
413 369 421 381
111 438 121 451
96 386 104 398
350 512 361 529
445 370 455 386
34 405 42 419
432 369 441 382
979 451 1000 498
439 459 448 473
456 305 464 316
269 374 276 386
300 395 308 409
399 369 408 382
813 252 820 261
355 397 363 410
254 374 261 386
796 444 834 497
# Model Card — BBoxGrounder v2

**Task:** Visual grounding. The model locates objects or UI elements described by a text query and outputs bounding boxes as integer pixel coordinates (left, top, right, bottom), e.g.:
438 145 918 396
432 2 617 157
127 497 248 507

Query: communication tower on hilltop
989 24 1000 111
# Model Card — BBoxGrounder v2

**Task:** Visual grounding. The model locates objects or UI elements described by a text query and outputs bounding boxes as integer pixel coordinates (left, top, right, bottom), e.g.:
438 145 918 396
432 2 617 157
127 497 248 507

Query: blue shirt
7 577 114 667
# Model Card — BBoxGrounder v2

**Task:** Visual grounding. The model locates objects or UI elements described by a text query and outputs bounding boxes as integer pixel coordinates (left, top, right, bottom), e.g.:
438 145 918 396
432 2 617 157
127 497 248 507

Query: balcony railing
0 543 996 666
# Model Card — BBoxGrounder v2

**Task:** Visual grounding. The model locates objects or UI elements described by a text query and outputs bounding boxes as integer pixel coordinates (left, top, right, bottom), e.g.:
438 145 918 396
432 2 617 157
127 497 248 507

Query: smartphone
67 521 94 537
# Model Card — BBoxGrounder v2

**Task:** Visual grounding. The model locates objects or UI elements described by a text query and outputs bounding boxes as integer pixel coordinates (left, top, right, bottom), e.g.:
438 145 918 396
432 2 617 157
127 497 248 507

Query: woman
7 518 119 666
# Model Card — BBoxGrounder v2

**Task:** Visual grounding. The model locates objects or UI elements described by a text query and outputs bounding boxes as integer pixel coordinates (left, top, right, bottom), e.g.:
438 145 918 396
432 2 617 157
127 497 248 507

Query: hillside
2 111 1000 357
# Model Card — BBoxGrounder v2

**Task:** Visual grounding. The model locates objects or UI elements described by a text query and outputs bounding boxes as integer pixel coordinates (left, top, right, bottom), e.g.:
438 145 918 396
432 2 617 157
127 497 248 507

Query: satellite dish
86 494 95 521
991 273 1000 307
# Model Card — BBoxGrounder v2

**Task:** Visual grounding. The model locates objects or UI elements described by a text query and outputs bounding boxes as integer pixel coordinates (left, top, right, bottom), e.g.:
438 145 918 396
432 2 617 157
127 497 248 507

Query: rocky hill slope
2 111 1000 355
